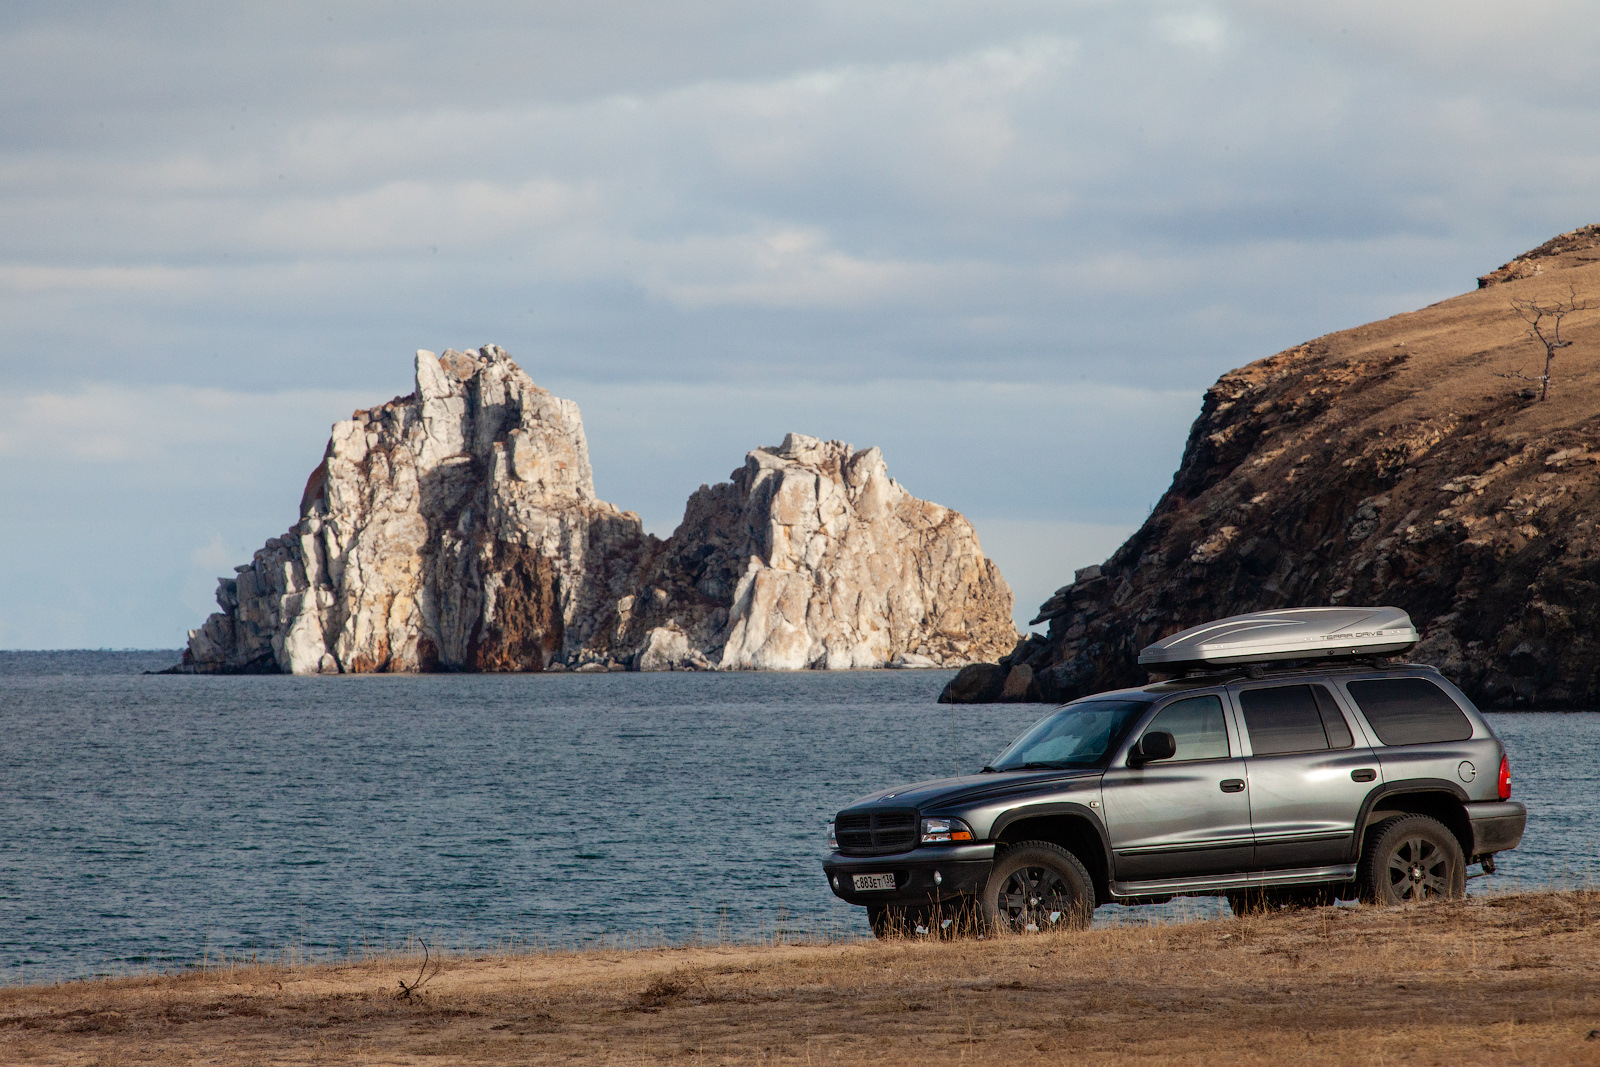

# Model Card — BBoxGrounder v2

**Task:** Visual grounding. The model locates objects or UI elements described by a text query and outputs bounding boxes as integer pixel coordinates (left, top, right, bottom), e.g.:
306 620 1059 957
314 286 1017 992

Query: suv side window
1314 686 1355 748
1345 678 1473 745
1141 695 1230 761
1239 684 1353 755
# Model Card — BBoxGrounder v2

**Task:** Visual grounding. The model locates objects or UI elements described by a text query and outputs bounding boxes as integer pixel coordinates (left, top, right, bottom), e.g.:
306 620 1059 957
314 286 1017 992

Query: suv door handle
1351 769 1377 782
1220 779 1246 793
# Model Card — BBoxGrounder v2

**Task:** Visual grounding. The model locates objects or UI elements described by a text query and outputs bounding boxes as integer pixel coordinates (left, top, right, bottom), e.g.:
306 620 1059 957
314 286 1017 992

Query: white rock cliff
181 347 1016 674
605 434 1018 671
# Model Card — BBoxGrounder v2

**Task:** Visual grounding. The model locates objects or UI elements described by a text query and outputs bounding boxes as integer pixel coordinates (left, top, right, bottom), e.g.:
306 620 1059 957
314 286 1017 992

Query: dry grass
4 890 1600 1065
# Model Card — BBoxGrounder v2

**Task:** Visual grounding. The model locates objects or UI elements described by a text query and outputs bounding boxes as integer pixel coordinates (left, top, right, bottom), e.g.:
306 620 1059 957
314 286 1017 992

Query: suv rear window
1239 684 1354 755
1346 678 1473 745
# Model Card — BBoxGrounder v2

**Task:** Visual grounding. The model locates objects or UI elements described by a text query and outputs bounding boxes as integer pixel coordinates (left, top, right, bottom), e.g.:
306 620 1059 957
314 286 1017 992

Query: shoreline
9 654 1600 713
5 889 1597 1064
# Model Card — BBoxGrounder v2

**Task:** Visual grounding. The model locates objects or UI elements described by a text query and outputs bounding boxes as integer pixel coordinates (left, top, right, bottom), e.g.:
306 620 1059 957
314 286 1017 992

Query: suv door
1232 682 1382 869
1101 693 1254 880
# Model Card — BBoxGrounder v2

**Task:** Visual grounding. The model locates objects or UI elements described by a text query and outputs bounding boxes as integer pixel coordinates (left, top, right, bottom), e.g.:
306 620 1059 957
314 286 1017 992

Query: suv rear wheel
979 841 1095 934
1358 814 1466 904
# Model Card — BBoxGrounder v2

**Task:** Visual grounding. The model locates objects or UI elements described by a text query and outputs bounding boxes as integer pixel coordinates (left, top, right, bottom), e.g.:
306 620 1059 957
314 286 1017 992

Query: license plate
852 872 896 892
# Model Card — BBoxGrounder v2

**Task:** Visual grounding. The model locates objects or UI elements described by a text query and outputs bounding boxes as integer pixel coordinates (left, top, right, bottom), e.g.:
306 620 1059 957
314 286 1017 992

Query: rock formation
183 346 651 675
605 434 1017 671
946 224 1600 709
179 348 1016 674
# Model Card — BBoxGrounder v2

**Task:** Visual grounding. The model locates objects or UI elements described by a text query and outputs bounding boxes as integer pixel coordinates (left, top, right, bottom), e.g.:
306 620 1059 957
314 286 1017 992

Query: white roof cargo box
1138 606 1418 668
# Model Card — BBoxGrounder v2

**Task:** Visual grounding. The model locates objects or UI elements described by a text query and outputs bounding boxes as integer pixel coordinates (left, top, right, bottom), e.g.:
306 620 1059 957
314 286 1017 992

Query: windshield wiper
1018 761 1068 770
980 765 1000 773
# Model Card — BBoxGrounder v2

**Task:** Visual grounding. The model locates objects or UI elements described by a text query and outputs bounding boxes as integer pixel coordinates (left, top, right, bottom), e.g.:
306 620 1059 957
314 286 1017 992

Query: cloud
1 1 1598 645
181 531 238 624
0 264 206 293
242 179 598 254
0 382 369 648
972 519 1140 630
0 383 372 467
637 228 930 309
1153 9 1227 51
1230 0 1600 90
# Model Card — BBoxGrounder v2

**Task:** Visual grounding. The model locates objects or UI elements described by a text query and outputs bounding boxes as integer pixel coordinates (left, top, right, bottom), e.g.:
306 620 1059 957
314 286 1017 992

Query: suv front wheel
980 841 1095 934
1358 814 1466 904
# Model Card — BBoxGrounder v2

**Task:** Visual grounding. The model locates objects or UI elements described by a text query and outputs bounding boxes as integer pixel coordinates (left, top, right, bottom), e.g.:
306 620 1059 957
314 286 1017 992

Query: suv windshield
988 699 1151 771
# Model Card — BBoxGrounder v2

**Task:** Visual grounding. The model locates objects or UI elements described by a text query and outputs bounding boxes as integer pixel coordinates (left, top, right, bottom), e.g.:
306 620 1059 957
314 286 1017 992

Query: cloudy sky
2 1 1596 649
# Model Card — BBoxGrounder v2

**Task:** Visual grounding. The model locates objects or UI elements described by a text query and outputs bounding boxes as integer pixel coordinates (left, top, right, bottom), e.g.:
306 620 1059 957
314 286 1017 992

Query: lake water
1 651 1595 982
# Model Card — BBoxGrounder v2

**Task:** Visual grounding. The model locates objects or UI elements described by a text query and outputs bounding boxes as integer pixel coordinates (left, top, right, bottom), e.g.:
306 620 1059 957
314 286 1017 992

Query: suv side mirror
1130 730 1177 766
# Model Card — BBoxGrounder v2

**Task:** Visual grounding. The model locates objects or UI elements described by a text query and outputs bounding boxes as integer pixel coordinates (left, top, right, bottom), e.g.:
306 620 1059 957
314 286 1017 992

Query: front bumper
1467 800 1527 857
822 843 996 906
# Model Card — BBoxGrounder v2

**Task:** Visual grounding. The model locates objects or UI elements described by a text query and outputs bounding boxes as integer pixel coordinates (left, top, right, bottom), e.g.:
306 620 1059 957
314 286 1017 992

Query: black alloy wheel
1358 814 1466 904
979 841 1095 935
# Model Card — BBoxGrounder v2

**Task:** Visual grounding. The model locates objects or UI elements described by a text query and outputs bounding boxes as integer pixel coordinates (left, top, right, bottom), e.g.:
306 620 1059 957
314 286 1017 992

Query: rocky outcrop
183 346 651 675
603 434 1017 671
950 224 1600 709
1477 224 1600 288
179 349 1016 675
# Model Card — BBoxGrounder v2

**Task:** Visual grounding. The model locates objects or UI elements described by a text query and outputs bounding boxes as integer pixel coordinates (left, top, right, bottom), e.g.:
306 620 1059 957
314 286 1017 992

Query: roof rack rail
1145 656 1421 687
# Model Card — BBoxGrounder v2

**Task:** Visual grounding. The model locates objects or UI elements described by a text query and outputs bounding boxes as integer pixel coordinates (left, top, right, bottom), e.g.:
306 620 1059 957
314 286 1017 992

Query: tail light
1498 754 1511 801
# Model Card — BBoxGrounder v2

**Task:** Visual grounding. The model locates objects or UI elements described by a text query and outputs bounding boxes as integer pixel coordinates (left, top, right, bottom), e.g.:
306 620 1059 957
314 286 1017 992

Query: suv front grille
835 808 917 855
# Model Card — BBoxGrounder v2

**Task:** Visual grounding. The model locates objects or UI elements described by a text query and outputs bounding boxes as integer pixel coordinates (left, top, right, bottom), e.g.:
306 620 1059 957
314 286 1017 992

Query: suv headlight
827 820 837 850
920 817 974 844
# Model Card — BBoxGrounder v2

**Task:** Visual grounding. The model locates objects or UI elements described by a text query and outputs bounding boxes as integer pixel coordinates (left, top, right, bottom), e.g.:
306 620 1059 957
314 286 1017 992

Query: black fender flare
988 802 1113 885
1349 778 1472 863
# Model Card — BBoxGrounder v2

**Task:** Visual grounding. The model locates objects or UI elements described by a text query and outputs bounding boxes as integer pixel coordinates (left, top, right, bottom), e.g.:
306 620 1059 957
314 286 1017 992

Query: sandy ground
3 890 1599 1065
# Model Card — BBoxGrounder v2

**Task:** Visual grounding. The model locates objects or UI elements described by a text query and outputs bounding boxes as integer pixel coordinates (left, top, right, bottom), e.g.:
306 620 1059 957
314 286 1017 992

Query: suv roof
1142 658 1439 692
1068 658 1443 703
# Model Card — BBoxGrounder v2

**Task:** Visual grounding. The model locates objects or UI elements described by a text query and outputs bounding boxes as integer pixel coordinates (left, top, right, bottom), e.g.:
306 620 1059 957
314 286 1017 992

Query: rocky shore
178 347 1016 674
946 224 1600 708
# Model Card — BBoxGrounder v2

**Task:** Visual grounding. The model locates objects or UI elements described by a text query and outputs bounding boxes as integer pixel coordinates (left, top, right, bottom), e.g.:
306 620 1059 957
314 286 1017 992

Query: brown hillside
991 225 1600 708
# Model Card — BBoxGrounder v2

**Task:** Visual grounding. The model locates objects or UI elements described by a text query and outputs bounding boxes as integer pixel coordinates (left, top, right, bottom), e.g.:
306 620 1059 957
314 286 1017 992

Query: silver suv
823 608 1527 935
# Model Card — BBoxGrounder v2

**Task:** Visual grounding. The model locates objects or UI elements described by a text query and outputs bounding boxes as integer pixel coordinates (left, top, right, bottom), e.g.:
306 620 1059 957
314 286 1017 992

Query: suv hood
841 767 1100 813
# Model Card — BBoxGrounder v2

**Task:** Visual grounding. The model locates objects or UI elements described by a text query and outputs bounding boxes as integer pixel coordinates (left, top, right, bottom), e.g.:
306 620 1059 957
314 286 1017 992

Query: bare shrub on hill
1498 283 1596 400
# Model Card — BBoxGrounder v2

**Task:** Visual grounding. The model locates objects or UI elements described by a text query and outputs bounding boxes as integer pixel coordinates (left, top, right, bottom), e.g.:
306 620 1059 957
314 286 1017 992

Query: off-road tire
1358 814 1466 905
979 841 1095 935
